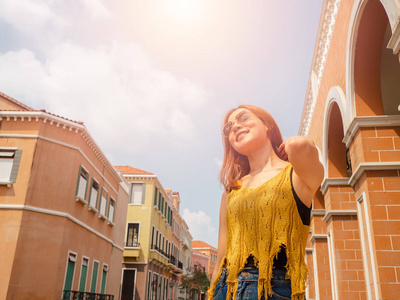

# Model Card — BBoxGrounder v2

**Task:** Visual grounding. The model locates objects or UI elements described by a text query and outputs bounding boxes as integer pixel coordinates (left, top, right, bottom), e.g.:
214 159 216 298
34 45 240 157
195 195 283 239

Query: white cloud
182 208 216 246
0 40 210 155
0 0 67 34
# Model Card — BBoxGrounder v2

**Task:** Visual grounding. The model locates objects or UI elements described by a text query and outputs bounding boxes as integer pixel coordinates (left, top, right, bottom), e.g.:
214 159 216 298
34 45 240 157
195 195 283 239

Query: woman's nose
231 122 242 133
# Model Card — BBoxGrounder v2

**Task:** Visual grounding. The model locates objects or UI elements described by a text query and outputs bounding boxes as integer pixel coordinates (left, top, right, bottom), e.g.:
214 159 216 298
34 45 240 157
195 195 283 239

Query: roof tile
114 165 154 175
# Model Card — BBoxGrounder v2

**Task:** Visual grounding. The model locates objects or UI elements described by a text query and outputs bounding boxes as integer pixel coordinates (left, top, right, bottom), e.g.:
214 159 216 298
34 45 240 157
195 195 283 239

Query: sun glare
162 0 205 23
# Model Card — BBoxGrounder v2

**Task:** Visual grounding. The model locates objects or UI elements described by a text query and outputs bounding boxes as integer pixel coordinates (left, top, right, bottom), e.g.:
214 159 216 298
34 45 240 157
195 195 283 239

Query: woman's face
224 108 269 155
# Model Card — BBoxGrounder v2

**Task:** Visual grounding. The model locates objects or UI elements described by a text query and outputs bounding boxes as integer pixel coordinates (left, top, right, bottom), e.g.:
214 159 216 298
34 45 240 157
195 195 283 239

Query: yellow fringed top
208 164 310 300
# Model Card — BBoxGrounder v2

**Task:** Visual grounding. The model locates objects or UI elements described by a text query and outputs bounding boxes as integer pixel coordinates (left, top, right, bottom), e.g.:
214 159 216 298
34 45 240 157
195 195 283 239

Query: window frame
130 182 145 205
75 166 89 205
88 179 100 213
98 187 108 219
126 222 140 248
0 147 22 187
107 197 116 225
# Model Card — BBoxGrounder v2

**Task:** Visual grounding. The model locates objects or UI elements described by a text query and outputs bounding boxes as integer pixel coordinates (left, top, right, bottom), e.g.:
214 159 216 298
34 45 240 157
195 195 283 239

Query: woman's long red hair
220 104 287 192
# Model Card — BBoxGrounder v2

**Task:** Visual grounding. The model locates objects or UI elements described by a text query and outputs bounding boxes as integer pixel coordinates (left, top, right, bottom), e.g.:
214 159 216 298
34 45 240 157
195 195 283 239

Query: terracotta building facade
300 0 400 299
0 92 129 299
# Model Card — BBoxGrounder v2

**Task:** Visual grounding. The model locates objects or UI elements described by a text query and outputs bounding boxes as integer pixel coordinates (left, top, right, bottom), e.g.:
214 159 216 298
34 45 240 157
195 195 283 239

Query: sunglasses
222 110 251 137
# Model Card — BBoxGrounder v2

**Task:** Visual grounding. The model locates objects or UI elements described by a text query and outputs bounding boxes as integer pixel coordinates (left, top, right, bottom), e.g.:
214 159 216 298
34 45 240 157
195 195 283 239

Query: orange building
0 92 129 299
192 241 218 280
300 1 400 299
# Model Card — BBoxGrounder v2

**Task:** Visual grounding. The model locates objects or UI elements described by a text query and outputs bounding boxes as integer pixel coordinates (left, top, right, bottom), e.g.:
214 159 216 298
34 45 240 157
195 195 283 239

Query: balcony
149 245 168 265
62 290 114 300
123 241 140 258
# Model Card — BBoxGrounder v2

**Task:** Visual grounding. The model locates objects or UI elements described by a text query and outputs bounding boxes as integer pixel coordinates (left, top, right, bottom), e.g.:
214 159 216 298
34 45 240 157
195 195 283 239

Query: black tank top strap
290 167 311 226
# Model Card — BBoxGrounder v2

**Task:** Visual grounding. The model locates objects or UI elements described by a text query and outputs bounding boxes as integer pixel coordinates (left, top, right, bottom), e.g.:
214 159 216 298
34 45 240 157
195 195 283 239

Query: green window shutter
90 262 99 293
154 187 158 206
100 268 107 294
9 150 22 183
79 261 88 292
75 166 82 196
63 253 76 292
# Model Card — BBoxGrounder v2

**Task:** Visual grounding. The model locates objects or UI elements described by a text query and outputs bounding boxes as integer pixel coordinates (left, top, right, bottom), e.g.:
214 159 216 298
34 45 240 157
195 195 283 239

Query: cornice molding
323 209 357 222
321 177 350 195
343 115 400 147
0 111 122 184
310 234 328 243
299 0 341 136
349 161 400 186
311 209 326 218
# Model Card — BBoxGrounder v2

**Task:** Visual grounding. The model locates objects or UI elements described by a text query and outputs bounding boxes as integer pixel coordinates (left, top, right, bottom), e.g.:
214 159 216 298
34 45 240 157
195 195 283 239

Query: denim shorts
212 267 292 300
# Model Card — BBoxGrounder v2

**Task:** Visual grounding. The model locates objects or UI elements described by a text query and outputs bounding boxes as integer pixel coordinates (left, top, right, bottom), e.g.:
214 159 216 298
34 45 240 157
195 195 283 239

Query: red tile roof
165 189 172 193
192 240 217 250
114 165 154 175
0 91 36 111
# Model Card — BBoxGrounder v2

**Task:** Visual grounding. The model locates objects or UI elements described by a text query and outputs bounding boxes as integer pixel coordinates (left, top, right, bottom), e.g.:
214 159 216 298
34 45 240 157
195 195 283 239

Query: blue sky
0 0 322 247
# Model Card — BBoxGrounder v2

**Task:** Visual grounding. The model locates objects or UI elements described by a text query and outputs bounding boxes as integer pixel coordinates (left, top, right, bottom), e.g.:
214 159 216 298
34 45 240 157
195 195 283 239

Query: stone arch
322 86 348 179
346 0 400 122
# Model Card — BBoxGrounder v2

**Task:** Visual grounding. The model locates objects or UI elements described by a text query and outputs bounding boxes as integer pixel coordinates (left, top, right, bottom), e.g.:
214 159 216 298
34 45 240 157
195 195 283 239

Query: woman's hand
277 141 288 161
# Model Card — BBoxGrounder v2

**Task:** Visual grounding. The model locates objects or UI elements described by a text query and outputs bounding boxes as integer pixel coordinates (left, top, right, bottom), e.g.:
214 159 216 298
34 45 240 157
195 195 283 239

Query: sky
0 0 323 248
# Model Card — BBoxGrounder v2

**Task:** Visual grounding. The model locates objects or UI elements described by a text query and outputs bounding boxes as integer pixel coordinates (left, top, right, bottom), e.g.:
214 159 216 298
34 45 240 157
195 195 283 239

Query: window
147 271 152 300
152 274 158 300
108 198 115 223
100 264 108 294
151 226 155 248
154 187 158 206
79 257 89 292
155 230 158 249
99 188 108 217
89 180 100 211
126 223 140 247
63 252 77 292
0 148 22 186
131 183 145 205
90 261 99 293
75 166 89 203
158 192 162 210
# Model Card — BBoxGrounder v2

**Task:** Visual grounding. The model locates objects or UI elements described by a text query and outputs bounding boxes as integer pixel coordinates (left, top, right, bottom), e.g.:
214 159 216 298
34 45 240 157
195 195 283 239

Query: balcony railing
62 290 114 300
151 244 168 258
169 255 176 265
125 241 140 247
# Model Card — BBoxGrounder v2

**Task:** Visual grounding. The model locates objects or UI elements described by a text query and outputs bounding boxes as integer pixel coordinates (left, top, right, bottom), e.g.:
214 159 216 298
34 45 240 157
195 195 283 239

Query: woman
209 105 324 300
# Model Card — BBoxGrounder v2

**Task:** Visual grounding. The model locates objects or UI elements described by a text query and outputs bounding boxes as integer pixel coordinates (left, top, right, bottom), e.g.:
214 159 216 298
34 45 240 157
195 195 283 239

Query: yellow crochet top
208 164 310 300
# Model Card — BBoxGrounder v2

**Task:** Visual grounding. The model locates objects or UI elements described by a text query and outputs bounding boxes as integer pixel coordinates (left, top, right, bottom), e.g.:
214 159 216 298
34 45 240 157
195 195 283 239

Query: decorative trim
0 134 120 195
311 209 326 218
299 0 341 136
348 161 400 186
387 19 400 53
305 247 314 252
321 177 350 195
0 181 12 188
75 196 88 205
343 115 400 147
0 111 122 184
310 234 328 243
322 210 357 222
0 204 124 251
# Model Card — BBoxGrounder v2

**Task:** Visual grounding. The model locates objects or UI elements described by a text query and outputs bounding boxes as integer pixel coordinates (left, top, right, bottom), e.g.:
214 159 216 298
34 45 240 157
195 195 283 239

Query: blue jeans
213 267 292 300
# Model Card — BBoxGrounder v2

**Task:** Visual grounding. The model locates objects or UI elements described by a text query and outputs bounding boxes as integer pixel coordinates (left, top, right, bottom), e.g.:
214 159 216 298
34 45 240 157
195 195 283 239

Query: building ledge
88 205 98 213
75 196 88 205
322 210 357 222
0 181 12 188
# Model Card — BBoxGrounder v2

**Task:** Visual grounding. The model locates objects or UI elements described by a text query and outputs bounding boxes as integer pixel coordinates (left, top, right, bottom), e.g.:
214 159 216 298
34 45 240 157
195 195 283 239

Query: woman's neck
246 142 284 176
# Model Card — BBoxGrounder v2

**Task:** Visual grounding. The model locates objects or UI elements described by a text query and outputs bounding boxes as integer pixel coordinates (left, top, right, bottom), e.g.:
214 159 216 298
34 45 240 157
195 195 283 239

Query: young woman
209 105 324 300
